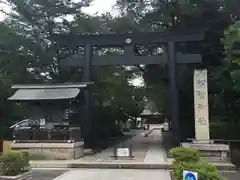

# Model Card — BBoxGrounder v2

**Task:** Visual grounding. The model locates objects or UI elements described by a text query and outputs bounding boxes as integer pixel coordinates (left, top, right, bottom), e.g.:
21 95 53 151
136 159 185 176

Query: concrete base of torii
181 140 230 162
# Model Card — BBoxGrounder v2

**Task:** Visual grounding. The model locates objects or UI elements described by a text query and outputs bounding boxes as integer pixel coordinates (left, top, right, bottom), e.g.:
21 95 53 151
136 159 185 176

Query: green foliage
171 147 200 163
214 22 240 124
224 22 240 65
20 151 30 167
172 161 225 180
0 0 146 140
0 151 30 176
171 148 225 180
0 0 240 143
115 0 240 139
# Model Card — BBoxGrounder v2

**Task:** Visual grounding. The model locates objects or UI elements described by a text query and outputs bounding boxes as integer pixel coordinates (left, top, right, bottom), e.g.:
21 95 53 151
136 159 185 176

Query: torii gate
58 30 205 147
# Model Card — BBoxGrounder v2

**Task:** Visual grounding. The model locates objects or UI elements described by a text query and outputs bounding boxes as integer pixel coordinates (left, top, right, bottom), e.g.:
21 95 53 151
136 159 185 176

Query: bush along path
0 151 32 180
171 147 226 180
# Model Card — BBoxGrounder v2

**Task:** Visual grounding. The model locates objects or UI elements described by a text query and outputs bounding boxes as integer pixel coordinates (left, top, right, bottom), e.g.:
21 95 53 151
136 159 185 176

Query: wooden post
83 44 92 147
168 42 180 146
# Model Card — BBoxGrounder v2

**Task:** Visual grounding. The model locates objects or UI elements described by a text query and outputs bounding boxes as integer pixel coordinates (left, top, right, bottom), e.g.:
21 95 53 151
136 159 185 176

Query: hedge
0 151 30 176
171 147 225 180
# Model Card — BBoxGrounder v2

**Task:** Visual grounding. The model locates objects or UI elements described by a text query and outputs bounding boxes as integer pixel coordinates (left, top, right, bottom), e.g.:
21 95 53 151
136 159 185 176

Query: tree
3 0 240 143
0 0 146 141
220 21 240 123
112 0 240 140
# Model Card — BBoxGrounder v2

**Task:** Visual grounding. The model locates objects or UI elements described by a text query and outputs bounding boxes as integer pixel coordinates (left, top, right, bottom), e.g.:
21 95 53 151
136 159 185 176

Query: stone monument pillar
181 69 231 162
193 69 210 143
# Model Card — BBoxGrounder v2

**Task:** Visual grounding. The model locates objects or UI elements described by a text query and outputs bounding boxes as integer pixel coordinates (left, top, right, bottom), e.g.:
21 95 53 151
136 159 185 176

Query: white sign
183 170 198 180
117 148 130 157
40 119 46 126
193 69 210 141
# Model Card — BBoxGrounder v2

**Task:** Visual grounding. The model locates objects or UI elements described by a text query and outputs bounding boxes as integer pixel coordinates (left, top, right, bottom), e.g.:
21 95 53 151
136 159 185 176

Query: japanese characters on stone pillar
193 69 210 142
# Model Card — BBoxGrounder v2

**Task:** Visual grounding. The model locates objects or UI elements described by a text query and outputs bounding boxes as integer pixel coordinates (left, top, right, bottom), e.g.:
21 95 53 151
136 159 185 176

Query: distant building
140 104 162 124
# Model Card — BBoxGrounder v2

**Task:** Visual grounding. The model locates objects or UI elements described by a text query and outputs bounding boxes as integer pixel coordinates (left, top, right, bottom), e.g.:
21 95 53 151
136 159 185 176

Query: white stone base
181 142 230 160
192 139 214 144
11 141 84 160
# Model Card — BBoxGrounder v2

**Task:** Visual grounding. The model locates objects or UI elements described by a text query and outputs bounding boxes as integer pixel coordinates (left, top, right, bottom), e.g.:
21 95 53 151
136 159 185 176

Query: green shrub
172 161 225 180
171 147 200 163
20 151 30 167
0 151 29 176
171 147 225 180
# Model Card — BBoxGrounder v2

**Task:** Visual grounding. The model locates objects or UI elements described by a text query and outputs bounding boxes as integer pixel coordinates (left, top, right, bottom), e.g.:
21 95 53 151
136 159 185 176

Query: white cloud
130 77 144 87
82 0 117 15
0 1 10 21
0 0 117 21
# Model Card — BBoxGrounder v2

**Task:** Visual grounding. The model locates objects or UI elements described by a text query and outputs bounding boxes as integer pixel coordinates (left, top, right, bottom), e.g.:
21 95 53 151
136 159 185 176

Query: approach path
31 125 172 180
51 169 171 180
76 124 168 163
46 125 172 180
31 126 240 180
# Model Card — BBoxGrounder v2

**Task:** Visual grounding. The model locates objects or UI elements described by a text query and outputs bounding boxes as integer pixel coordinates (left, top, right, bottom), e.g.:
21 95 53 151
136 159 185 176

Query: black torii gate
58 30 204 146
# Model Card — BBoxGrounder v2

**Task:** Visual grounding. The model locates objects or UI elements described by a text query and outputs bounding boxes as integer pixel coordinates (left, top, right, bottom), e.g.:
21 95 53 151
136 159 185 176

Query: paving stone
53 169 171 180
222 171 240 180
77 127 167 163
144 129 167 163
33 170 67 180
78 130 150 162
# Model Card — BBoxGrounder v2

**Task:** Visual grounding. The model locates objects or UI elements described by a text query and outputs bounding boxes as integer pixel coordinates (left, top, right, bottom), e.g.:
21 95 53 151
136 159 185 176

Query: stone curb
30 162 171 169
30 162 236 171
69 163 171 169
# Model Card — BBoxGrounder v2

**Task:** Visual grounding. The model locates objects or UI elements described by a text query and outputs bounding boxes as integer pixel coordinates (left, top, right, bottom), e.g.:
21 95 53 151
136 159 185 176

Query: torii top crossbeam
57 30 205 46
57 30 205 67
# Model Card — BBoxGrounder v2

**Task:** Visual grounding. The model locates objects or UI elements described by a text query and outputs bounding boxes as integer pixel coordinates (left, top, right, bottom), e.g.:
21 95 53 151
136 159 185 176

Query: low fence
13 127 82 142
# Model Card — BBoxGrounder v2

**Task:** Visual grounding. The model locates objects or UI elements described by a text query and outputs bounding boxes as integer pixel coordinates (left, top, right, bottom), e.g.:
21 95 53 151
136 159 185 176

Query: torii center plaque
193 69 210 142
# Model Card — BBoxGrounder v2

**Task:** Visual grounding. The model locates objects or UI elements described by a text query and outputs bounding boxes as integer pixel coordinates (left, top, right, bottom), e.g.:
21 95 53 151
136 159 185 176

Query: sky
130 78 144 87
82 0 117 15
0 0 117 20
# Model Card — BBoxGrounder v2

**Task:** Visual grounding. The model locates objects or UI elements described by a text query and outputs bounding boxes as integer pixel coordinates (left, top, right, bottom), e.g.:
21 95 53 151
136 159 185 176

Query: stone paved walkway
75 125 167 163
30 126 170 168
144 128 166 163
52 169 171 180
31 125 240 180
33 169 240 180
77 130 148 162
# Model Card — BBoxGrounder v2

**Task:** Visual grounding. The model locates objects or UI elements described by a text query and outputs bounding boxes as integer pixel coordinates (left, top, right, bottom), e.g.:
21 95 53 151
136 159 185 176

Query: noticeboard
116 148 130 157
